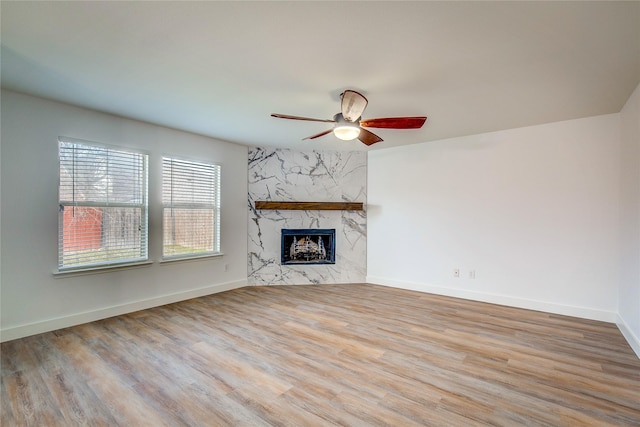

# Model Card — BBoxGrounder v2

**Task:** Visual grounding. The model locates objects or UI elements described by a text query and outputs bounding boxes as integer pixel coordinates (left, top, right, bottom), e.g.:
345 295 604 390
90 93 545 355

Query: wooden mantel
254 201 364 211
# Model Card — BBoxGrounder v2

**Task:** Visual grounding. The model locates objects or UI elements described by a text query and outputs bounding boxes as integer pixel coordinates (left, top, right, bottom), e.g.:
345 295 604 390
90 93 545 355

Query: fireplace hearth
281 229 335 265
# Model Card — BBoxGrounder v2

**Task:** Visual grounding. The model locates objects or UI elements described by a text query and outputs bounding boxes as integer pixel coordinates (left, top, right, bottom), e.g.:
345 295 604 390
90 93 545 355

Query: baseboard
0 279 247 343
616 314 640 359
367 276 618 323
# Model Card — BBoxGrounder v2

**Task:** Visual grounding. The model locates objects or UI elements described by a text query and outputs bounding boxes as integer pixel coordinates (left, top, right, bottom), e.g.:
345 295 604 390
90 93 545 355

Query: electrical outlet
469 270 476 279
453 268 460 278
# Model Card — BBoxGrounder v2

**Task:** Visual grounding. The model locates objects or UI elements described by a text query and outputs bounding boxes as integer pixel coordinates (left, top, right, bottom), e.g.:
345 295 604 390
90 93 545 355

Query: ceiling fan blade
358 128 383 146
302 128 334 140
271 113 335 123
341 90 368 122
360 117 427 129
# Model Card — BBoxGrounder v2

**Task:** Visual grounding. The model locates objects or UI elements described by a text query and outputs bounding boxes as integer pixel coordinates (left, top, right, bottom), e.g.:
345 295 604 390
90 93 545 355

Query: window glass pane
60 206 146 268
59 141 146 204
163 208 215 257
162 158 218 205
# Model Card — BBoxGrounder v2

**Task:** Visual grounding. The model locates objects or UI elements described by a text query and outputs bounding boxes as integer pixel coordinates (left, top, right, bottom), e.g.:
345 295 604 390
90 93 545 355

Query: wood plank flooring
2 283 639 426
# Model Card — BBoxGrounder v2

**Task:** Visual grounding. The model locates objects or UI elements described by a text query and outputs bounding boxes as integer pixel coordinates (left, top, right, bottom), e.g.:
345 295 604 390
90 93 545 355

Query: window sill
53 260 154 277
159 252 224 265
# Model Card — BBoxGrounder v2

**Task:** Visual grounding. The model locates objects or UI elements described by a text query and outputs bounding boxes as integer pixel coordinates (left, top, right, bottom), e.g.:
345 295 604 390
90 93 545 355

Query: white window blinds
162 157 221 259
58 139 148 270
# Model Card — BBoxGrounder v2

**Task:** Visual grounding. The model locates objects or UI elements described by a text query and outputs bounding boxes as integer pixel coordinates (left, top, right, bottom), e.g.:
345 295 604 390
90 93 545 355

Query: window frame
161 155 221 262
57 137 149 272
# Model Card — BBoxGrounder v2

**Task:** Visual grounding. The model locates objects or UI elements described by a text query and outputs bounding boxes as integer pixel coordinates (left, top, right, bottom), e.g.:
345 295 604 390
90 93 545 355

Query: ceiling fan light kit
332 113 361 140
271 90 427 146
333 125 361 141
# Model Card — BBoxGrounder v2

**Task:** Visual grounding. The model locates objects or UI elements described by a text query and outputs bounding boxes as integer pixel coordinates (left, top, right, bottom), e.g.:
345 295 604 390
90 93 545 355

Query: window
162 157 221 259
58 138 148 271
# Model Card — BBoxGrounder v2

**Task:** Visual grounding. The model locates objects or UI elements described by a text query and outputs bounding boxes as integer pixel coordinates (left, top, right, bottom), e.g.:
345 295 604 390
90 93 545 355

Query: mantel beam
254 201 364 211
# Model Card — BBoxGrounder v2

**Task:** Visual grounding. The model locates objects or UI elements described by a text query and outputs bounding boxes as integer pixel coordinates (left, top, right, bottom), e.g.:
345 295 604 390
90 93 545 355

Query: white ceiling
2 1 639 151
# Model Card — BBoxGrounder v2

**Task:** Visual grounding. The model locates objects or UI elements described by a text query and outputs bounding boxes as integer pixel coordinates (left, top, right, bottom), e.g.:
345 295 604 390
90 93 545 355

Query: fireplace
281 229 335 265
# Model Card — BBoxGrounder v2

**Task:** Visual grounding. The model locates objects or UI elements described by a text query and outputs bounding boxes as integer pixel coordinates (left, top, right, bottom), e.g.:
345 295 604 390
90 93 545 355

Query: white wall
0 90 249 341
619 83 640 356
368 114 621 322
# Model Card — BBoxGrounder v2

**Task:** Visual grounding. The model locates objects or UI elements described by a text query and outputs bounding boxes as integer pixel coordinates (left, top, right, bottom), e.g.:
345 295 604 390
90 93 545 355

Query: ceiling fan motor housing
333 113 359 124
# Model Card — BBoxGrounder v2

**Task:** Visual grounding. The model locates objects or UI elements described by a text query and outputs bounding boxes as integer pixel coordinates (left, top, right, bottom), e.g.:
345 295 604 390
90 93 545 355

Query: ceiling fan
271 90 427 146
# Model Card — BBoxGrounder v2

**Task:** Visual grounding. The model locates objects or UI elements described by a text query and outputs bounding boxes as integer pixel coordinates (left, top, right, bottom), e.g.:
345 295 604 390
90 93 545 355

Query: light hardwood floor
2 284 639 426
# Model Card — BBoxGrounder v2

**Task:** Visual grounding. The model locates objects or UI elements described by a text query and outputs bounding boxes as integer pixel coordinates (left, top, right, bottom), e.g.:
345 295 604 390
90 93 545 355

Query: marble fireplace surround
247 148 367 285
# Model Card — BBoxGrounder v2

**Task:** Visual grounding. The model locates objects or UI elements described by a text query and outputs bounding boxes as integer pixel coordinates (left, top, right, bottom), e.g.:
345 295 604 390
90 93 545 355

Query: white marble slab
248 148 367 285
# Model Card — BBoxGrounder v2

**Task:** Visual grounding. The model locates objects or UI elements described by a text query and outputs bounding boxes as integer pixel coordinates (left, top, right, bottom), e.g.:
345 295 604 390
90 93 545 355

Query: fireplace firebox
281 229 336 265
